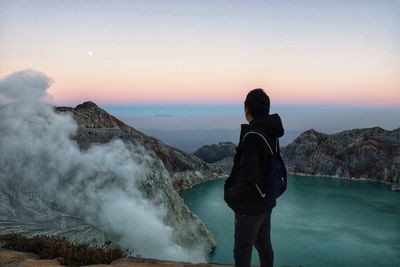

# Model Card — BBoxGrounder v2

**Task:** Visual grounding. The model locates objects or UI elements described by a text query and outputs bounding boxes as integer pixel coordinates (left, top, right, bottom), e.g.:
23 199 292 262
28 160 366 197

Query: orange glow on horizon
48 82 400 107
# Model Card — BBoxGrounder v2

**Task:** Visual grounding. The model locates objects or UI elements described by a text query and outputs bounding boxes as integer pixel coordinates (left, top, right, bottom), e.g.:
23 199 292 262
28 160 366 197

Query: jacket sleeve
238 134 263 185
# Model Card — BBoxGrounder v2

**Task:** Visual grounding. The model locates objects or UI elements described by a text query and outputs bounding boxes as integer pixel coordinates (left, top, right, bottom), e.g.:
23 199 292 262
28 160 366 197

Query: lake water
179 175 400 267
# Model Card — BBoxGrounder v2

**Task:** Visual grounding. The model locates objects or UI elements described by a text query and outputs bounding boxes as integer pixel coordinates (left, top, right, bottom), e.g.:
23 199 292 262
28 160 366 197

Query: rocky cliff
55 102 217 190
281 127 400 190
54 101 217 251
0 100 216 262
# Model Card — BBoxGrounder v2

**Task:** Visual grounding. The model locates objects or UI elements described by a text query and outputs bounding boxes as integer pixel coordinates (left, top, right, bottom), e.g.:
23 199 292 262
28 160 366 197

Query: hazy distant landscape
99 104 400 152
140 128 302 152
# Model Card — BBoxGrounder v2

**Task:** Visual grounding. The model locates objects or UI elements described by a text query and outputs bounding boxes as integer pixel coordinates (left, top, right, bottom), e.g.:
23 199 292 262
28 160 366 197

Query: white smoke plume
0 70 206 262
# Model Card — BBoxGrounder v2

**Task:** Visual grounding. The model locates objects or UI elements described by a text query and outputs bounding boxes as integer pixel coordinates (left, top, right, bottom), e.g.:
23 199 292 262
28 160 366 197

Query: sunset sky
0 0 399 133
1 0 399 107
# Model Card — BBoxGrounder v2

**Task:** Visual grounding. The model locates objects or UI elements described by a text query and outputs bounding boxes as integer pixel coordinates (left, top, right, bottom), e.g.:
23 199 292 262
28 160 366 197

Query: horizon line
54 100 400 109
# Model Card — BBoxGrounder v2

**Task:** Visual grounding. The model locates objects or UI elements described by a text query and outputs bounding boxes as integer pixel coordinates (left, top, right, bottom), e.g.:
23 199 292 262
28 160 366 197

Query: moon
88 51 93 56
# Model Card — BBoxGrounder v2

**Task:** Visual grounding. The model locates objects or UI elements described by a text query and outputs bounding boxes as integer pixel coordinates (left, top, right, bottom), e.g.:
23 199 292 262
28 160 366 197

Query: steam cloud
0 70 206 262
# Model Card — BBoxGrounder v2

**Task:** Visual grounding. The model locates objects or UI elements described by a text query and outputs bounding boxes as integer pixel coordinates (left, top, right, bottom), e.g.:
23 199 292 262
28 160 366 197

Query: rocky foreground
0 248 231 267
281 127 400 190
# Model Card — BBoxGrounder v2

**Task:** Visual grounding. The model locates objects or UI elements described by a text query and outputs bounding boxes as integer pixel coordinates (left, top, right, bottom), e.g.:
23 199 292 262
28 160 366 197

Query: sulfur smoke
0 70 206 262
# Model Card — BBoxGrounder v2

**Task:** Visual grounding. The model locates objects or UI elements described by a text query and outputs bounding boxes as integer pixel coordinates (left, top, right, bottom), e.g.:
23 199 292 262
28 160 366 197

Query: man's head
244 88 270 122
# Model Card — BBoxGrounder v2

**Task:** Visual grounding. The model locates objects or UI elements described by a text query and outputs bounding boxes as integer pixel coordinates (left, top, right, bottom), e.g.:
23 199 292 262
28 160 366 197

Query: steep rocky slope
0 101 216 260
53 101 217 251
281 127 400 190
55 102 216 190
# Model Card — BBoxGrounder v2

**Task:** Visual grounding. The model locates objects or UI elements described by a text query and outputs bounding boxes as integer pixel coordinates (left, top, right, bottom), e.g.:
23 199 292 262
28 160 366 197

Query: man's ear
244 107 253 122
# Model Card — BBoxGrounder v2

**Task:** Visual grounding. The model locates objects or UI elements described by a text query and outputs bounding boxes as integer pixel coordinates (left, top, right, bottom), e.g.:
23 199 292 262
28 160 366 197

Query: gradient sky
1 0 399 107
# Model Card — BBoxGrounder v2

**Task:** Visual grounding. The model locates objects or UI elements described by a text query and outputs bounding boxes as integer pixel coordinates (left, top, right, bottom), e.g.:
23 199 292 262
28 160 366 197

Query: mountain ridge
0 100 217 260
54 101 218 253
56 101 217 190
190 126 400 191
281 126 400 190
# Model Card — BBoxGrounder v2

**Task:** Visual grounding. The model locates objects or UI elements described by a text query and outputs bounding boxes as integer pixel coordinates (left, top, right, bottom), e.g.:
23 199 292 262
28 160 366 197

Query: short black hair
244 88 270 118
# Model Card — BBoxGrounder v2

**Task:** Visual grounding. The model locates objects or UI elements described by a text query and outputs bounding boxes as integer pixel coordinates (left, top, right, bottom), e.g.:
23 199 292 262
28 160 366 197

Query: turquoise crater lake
179 175 400 267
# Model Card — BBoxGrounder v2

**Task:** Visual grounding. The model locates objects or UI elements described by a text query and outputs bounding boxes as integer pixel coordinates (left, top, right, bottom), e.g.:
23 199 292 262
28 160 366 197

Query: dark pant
234 209 274 267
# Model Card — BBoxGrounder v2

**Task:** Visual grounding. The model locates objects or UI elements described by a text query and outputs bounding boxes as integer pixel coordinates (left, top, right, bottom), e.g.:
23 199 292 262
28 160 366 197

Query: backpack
242 131 287 200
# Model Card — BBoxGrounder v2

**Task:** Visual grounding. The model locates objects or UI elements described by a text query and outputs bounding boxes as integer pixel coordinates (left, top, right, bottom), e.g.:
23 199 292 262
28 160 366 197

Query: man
224 88 284 267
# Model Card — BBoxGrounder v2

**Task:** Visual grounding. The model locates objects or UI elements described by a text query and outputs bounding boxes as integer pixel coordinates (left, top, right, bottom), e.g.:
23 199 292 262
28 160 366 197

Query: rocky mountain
192 142 236 177
0 101 216 260
193 142 236 163
54 101 217 251
281 127 400 190
56 102 217 190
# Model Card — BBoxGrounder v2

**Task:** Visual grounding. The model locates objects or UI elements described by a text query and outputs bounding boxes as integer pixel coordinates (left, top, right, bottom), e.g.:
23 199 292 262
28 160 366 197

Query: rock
111 258 185 267
193 142 236 164
18 259 62 267
207 157 234 177
55 102 217 251
0 248 38 267
281 127 400 190
55 103 217 190
0 248 234 267
0 101 216 260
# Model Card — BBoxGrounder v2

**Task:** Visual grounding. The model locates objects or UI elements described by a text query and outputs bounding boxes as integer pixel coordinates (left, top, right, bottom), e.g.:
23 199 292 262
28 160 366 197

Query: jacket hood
240 113 284 139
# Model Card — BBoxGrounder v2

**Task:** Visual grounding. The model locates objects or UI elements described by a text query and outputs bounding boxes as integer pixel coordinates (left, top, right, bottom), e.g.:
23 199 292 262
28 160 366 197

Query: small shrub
0 233 128 266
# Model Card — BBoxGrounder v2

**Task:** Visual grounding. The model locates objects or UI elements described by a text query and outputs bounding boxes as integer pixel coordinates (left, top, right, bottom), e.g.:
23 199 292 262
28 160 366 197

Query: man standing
224 88 284 267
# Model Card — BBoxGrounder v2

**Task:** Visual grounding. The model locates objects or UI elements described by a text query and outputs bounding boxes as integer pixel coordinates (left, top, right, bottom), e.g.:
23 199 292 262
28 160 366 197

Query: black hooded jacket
224 113 284 215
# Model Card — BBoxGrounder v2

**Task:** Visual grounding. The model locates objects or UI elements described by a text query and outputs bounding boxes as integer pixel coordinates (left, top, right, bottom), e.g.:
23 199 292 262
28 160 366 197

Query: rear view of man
224 88 284 267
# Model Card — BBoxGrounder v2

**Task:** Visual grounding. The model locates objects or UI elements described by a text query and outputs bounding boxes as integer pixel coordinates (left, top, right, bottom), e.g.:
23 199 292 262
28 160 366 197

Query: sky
0 0 399 131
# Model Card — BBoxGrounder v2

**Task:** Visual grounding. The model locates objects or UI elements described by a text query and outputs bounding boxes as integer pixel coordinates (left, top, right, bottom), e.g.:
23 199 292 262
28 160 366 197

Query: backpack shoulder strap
242 131 274 155
276 138 280 153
